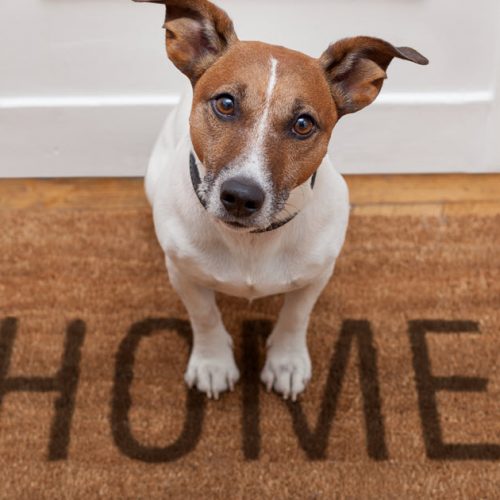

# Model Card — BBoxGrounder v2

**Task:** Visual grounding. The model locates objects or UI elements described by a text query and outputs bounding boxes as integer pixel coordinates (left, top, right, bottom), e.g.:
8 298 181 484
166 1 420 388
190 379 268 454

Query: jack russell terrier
133 0 428 400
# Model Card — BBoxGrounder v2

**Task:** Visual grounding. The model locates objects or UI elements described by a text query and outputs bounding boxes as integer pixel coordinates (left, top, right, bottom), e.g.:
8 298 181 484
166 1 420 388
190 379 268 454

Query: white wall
1 0 499 177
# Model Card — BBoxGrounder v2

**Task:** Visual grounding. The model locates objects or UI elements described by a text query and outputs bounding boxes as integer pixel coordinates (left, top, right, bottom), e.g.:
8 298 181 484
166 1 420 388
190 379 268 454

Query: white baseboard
0 91 496 177
0 91 492 109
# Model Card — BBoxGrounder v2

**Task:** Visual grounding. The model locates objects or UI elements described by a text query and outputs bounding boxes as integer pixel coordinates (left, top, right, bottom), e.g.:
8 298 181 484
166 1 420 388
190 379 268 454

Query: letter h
0 318 85 461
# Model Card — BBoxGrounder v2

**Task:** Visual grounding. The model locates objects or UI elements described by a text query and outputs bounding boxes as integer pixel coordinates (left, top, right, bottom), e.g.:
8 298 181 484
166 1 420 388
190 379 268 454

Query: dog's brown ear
133 0 238 84
320 36 428 118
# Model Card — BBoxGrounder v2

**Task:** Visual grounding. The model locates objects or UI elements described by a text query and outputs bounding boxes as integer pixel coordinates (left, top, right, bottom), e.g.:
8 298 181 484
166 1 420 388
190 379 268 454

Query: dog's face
134 0 428 231
190 42 338 229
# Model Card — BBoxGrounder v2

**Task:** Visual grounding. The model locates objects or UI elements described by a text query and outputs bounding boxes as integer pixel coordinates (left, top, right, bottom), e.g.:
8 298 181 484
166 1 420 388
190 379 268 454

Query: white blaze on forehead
237 57 279 189
255 57 278 151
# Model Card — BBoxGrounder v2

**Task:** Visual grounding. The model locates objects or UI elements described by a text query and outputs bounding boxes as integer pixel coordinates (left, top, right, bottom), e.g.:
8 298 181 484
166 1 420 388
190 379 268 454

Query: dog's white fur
146 81 350 400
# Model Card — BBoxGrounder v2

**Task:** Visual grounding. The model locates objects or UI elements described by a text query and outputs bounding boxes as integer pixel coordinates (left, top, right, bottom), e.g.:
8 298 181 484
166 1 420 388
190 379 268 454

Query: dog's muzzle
189 153 316 234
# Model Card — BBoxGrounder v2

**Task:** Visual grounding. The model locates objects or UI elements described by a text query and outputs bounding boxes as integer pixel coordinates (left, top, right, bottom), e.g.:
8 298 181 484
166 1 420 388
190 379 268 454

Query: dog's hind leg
167 259 240 399
261 265 334 401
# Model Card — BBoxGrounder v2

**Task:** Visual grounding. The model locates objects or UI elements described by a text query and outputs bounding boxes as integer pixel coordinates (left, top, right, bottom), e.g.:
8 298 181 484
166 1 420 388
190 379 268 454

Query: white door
1 0 499 177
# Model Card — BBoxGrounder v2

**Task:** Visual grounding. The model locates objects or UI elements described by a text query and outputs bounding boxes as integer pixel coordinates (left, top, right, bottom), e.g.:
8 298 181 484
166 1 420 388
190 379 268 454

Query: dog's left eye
293 115 316 137
213 95 235 117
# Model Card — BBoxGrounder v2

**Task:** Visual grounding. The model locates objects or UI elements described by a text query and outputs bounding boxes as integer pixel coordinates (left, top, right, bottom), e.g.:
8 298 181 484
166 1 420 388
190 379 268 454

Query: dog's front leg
167 259 240 399
261 266 334 401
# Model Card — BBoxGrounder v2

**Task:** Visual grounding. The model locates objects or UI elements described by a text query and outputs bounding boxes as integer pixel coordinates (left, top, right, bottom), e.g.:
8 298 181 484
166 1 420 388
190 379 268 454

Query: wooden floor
1 174 500 216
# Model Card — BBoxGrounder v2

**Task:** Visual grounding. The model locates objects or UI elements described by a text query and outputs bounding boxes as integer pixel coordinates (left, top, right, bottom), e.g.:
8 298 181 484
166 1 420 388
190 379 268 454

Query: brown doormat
0 207 499 498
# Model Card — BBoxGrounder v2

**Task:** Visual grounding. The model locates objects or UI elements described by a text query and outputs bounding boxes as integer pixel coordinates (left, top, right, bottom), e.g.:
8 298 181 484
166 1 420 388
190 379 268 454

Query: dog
133 0 428 400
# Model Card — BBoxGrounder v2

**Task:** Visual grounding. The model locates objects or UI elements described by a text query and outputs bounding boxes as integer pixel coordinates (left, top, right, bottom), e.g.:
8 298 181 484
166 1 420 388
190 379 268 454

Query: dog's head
134 0 428 231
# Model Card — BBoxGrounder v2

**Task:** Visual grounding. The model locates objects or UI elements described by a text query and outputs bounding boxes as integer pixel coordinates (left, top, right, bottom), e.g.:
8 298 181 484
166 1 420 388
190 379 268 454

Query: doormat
0 208 499 498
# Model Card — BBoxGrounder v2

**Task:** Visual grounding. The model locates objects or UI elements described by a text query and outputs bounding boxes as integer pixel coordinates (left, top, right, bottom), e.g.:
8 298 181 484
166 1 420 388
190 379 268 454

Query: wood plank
443 201 500 217
345 174 500 205
351 204 443 217
1 175 499 215
0 178 147 211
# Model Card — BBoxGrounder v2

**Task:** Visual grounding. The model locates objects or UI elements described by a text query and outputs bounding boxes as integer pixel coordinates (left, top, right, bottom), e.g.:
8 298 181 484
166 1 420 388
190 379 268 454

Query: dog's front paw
260 342 311 401
185 345 240 399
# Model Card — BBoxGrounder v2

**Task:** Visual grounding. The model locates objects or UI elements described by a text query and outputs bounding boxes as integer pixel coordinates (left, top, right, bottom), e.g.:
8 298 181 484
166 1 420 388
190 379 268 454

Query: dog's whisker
284 202 299 212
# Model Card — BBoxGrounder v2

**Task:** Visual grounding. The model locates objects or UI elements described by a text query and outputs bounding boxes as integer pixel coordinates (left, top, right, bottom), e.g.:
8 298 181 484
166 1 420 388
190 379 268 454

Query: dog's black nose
220 177 265 218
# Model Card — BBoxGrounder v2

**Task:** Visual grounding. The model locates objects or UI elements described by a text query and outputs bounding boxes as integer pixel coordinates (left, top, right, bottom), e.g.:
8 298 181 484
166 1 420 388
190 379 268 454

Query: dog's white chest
168 237 320 300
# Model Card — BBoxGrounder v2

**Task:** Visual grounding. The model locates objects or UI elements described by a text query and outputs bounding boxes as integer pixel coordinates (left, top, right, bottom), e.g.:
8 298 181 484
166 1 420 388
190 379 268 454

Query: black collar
190 153 316 234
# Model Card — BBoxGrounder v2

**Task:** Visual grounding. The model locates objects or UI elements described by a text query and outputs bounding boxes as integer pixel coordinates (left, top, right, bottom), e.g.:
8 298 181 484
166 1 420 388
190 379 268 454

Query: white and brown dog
133 0 428 400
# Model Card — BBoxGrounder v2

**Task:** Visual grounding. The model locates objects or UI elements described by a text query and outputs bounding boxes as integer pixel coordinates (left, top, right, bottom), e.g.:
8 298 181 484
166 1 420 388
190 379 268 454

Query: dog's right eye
212 95 236 118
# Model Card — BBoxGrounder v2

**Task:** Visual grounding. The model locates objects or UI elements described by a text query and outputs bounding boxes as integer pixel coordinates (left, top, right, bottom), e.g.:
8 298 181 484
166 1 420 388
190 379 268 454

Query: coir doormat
0 208 499 498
